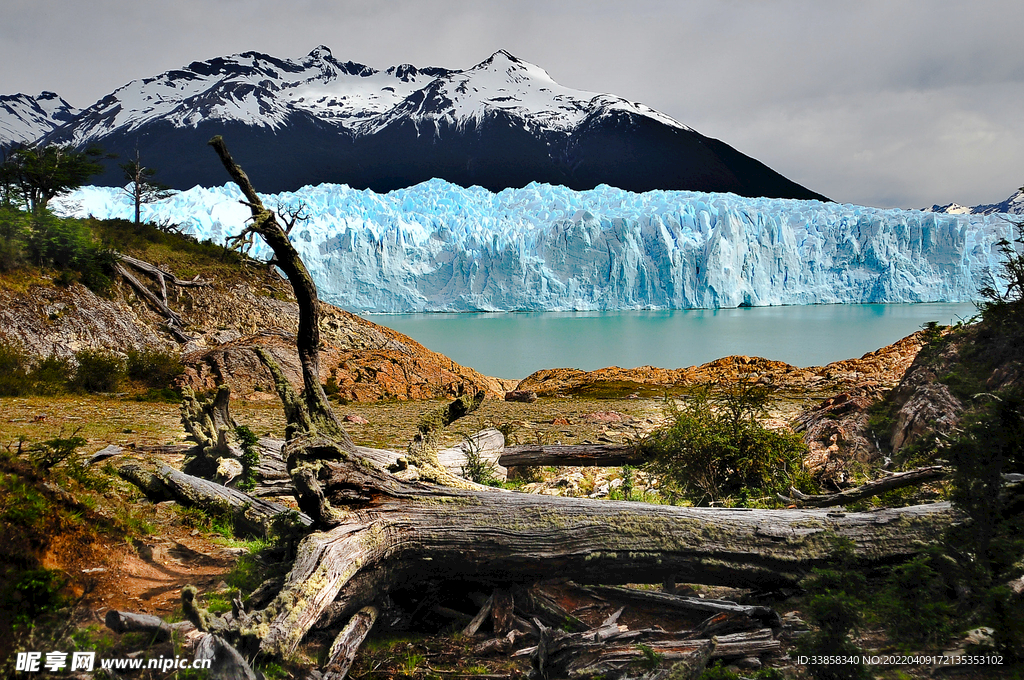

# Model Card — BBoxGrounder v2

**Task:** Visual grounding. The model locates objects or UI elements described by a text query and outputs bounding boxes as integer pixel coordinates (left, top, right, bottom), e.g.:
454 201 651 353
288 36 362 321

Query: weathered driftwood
232 485 953 657
115 261 193 341
584 585 780 628
437 429 507 482
118 461 311 537
499 443 642 468
691 611 762 637
209 135 346 443
194 634 257 680
113 254 208 343
119 462 175 502
492 588 515 636
322 605 378 680
118 253 210 292
524 621 716 680
780 465 947 507
104 610 174 642
711 629 781 660
197 137 961 667
463 594 494 636
522 587 588 633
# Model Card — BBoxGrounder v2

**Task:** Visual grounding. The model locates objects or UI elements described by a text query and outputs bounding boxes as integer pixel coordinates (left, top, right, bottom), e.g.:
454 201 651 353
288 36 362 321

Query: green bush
0 339 73 396
30 429 87 470
70 349 126 393
978 218 1024 331
0 206 29 271
235 425 260 492
796 565 870 680
0 339 32 396
1 568 69 626
125 348 184 388
874 547 956 647
0 206 115 292
642 383 807 505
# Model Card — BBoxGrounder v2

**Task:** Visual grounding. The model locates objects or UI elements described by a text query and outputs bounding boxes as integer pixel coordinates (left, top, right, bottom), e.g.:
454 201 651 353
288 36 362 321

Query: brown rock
0 264 515 403
504 390 538 403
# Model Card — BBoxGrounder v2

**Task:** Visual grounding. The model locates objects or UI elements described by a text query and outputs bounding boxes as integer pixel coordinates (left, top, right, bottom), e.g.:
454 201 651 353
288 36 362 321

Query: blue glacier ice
58 180 1018 313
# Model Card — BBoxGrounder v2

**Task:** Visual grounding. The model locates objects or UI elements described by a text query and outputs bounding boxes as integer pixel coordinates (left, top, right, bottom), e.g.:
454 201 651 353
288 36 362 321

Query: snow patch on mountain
56 181 1016 313
924 188 1024 216
0 92 79 146
53 46 692 147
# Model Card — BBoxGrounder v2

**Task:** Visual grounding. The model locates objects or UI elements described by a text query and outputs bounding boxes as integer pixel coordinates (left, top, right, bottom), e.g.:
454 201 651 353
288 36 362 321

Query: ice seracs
57 181 1015 314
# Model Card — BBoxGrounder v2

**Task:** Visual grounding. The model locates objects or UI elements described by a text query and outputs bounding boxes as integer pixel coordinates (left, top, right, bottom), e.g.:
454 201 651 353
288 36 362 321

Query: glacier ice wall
58 180 1017 313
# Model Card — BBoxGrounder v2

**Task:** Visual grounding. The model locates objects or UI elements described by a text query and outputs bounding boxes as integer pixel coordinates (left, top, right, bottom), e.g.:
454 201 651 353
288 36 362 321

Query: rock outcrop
516 332 927 397
0 268 514 402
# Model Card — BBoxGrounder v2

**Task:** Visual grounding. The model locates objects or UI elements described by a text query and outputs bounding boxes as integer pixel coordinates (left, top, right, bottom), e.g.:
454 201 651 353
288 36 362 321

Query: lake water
368 303 977 379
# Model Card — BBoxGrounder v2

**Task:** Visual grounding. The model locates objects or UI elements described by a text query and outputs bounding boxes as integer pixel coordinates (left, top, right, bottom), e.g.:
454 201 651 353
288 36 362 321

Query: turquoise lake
368 303 977 379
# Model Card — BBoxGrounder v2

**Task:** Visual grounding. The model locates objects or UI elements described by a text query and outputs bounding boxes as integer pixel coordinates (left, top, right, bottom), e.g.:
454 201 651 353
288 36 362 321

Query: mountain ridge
924 187 1024 216
6 46 827 200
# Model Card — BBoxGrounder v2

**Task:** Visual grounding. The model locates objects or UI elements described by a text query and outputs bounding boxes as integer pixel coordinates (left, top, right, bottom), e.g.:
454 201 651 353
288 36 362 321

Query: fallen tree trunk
322 606 378 680
499 443 642 468
119 461 312 537
233 480 953 656
582 585 779 628
780 465 947 507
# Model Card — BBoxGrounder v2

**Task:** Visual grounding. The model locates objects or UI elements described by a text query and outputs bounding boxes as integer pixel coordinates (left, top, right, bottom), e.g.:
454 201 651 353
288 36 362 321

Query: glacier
57 181 1017 313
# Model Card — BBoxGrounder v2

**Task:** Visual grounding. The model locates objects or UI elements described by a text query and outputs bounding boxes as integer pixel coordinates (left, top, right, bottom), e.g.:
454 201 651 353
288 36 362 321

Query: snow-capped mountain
30 47 826 200
0 92 78 148
57 180 1010 313
924 187 1024 215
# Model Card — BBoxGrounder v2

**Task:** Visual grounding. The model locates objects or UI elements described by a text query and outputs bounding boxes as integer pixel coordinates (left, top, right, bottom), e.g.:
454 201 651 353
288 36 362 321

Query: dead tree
114 252 210 342
779 466 948 508
177 137 958 668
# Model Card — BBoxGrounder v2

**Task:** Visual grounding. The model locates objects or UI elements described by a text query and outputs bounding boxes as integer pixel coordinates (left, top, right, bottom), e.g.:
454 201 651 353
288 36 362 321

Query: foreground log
522 622 716 680
780 465 947 508
104 610 174 643
499 443 643 468
583 585 779 628
118 461 312 537
235 484 953 656
198 137 961 669
322 606 378 680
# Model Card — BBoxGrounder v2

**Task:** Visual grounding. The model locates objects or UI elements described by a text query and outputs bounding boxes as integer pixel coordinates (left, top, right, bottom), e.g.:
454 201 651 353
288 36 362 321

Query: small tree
642 381 807 505
978 209 1024 329
120 148 174 224
0 143 108 212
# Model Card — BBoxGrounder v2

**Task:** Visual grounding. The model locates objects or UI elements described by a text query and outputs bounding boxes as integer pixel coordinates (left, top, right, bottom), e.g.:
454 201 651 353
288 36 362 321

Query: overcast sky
2 0 1021 209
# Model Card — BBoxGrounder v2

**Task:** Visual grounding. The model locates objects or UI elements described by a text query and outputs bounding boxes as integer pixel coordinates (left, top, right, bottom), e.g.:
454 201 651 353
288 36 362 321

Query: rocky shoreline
1 263 928 405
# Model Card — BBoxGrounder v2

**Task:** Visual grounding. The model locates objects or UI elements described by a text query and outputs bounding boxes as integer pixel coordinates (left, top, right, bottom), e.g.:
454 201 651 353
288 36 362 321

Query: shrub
125 348 184 388
2 568 69 626
28 355 73 395
796 564 870 680
875 546 956 647
461 438 499 486
0 339 32 396
25 211 115 293
978 217 1024 330
30 429 87 470
235 425 260 492
70 349 126 393
642 383 807 505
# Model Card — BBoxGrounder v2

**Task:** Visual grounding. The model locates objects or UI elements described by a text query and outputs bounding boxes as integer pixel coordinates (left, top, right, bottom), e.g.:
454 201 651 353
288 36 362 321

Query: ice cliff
59 181 1016 313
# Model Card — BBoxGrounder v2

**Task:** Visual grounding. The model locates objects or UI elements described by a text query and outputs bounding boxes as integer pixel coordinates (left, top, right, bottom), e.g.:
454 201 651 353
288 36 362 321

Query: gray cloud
1 0 1021 208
